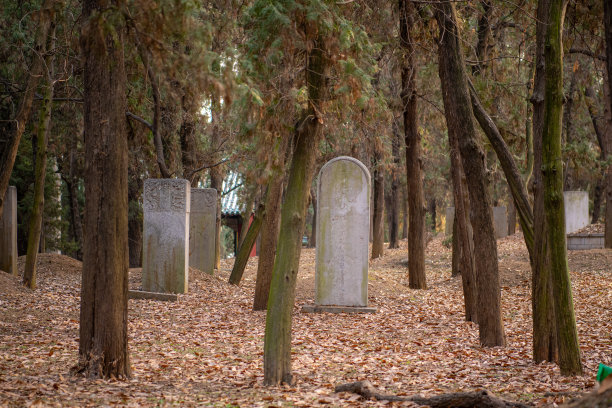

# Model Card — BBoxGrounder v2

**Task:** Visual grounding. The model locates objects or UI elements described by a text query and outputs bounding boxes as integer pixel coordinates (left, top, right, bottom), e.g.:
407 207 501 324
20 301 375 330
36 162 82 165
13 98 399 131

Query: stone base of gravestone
128 289 178 302
302 304 377 314
315 156 373 311
564 191 589 234
189 188 216 275
0 186 17 275
445 206 455 236
142 179 190 294
493 206 508 239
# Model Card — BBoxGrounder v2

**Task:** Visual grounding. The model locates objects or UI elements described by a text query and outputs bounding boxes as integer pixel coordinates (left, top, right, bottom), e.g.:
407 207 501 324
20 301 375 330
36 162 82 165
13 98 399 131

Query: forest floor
0 233 610 407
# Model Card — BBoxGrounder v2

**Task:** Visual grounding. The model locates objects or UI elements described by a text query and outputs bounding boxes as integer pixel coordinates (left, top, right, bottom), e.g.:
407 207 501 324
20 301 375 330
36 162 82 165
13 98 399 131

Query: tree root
335 381 530 408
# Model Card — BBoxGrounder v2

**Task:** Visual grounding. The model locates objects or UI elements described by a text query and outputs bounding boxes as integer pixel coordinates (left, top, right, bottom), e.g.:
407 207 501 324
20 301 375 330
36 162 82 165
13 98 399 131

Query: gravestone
0 187 17 275
493 206 508 239
445 206 455 236
189 188 217 275
142 179 190 294
303 156 375 314
564 191 589 234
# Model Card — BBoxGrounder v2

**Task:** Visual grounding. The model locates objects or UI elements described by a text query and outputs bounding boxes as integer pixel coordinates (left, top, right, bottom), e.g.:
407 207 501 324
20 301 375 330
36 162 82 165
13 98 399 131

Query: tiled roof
221 171 243 216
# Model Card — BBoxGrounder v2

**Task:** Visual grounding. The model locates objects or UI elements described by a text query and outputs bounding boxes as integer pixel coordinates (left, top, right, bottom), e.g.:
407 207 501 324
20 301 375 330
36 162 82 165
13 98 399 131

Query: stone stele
189 188 217 275
303 156 375 314
142 179 190 294
0 186 17 276
493 206 508 239
564 191 589 234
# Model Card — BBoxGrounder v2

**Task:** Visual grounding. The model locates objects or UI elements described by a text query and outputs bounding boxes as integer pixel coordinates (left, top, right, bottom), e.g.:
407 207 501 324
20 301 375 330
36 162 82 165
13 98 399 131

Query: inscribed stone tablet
189 188 217 275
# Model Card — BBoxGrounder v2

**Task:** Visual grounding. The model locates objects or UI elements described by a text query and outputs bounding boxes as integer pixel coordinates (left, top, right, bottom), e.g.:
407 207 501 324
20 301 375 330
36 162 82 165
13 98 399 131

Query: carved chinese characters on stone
189 188 217 275
142 179 190 293
315 157 371 309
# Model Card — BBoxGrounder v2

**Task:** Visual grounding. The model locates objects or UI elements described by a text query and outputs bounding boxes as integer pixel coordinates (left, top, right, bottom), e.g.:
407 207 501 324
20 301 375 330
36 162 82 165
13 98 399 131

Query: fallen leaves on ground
0 233 610 407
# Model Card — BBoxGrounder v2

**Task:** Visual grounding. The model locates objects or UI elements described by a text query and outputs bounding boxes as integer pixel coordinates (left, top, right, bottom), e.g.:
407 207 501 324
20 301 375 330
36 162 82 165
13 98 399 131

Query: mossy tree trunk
229 203 264 286
263 35 328 385
76 0 130 379
603 0 612 248
388 116 401 249
435 1 505 346
23 27 55 289
532 0 558 364
542 0 582 376
399 0 426 289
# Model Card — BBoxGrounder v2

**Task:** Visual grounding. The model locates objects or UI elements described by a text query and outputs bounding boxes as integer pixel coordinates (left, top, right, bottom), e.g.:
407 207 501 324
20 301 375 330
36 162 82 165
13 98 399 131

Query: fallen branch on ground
335 381 530 408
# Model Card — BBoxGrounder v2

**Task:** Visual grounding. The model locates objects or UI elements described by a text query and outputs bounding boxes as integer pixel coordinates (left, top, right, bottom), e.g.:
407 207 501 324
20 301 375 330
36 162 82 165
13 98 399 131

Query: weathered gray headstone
189 188 217 275
142 179 190 294
303 156 375 313
564 191 589 234
445 206 455 236
0 186 17 275
493 206 508 239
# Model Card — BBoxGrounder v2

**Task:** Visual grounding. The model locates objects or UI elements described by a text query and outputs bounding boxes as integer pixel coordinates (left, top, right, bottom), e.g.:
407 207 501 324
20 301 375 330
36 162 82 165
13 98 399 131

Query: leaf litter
0 232 610 407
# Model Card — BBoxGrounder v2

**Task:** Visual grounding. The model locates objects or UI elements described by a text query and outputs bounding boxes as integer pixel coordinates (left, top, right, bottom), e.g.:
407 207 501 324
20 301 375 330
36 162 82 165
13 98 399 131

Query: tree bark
253 138 290 311
388 117 401 249
435 1 504 346
602 0 612 247
584 85 608 224
67 133 83 260
210 99 224 269
400 0 426 288
309 186 317 248
229 204 264 286
23 28 55 289
371 153 385 259
541 0 582 376
0 0 55 216
263 34 328 385
76 0 130 379
562 67 578 190
531 0 558 365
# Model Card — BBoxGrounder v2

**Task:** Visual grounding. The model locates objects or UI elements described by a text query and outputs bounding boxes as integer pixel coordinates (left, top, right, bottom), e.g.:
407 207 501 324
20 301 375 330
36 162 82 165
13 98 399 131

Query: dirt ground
0 233 610 407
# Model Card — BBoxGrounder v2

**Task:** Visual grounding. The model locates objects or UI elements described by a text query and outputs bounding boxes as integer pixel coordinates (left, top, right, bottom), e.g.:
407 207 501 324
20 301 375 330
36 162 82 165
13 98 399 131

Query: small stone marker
303 156 376 314
564 191 589 234
142 179 190 294
189 188 217 275
445 206 455 236
0 186 17 275
493 206 508 239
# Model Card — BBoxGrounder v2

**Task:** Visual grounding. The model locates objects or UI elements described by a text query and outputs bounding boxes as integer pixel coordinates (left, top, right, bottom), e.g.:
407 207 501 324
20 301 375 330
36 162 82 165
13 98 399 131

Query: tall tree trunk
371 154 385 259
542 0 582 376
179 96 198 186
264 35 328 385
400 0 426 288
76 0 130 378
23 29 55 289
210 100 224 269
67 134 83 260
532 0 558 365
601 2 612 246
584 85 608 224
0 0 55 216
472 0 492 76
309 186 317 248
435 1 505 346
402 184 408 239
507 195 516 235
388 116 401 249
253 138 290 311
562 66 578 190
229 204 264 286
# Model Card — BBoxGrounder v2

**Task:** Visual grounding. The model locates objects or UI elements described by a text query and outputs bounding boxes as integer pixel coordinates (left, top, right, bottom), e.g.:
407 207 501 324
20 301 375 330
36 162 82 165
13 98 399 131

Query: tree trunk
67 134 83 260
371 153 385 259
127 176 143 268
602 1 612 246
253 138 290 310
507 195 516 235
562 66 578 190
0 0 55 216
229 204 264 286
23 30 55 289
402 184 408 239
76 0 130 379
264 35 328 385
532 0 558 365
542 0 582 376
388 117 401 249
400 0 426 288
179 96 198 186
209 103 224 269
309 186 317 248
584 85 608 224
436 1 504 346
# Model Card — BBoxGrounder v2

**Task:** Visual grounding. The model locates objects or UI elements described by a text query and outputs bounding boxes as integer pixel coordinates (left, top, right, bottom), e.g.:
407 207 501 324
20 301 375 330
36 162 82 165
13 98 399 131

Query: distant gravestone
303 156 375 314
493 206 508 239
0 186 17 275
189 188 216 275
564 191 589 234
445 206 455 236
142 179 190 294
